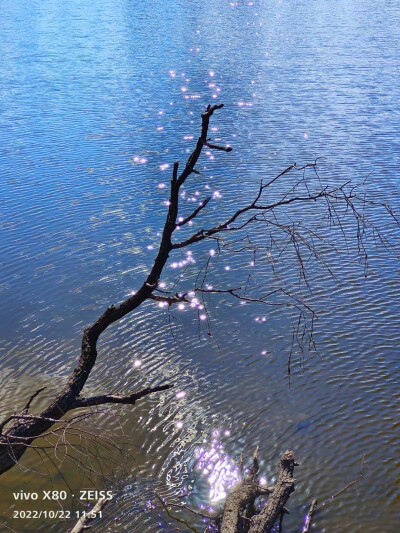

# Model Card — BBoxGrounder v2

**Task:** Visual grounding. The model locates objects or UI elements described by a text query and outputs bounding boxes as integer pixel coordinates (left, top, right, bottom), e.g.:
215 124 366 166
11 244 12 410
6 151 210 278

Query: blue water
1 1 400 532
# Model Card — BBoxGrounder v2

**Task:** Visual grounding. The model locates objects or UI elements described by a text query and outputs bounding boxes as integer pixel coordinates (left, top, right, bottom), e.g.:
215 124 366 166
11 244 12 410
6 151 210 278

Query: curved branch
71 385 172 409
0 103 230 475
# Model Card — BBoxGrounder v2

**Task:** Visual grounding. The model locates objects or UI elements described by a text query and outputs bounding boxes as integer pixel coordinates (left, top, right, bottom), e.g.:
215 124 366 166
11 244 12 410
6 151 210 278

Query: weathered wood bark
160 451 363 532
212 451 297 533
221 480 272 533
248 451 296 533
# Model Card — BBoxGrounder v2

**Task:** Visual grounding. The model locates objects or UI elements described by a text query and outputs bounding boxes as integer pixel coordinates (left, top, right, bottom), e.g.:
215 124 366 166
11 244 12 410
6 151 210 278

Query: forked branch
0 103 231 475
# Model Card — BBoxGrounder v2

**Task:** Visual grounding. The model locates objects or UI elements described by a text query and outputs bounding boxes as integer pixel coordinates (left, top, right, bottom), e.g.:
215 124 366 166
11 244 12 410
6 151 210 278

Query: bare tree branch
70 385 171 409
302 499 318 533
69 498 108 533
155 493 203 533
0 103 229 475
177 196 212 227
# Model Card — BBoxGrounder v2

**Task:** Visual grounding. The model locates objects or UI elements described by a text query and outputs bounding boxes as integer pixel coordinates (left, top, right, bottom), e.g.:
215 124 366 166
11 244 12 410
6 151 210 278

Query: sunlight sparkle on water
133 360 142 368
170 254 196 270
131 156 147 164
195 436 241 501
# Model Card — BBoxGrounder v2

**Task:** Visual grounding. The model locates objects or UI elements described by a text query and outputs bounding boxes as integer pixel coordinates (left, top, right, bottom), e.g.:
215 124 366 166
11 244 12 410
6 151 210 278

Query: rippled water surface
1 1 400 532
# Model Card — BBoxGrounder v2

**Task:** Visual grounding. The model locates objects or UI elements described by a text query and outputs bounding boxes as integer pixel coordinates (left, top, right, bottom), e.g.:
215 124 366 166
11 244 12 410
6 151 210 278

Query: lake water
1 1 400 532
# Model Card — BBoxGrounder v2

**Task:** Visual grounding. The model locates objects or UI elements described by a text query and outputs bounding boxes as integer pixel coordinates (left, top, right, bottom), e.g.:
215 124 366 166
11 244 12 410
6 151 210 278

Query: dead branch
177 196 213 227
301 458 364 533
248 451 297 533
163 450 296 533
69 384 171 408
155 493 203 533
0 103 229 475
22 387 47 414
301 499 317 533
69 498 108 533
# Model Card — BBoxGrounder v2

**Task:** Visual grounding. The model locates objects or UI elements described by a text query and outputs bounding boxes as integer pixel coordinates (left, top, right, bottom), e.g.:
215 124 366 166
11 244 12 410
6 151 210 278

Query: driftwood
157 450 297 533
213 453 362 533
247 451 296 533
217 450 297 533
220 448 273 533
155 450 366 533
